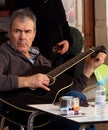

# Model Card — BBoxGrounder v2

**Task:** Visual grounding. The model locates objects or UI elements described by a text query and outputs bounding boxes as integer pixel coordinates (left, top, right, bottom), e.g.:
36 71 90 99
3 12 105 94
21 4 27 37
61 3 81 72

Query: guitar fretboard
47 46 105 78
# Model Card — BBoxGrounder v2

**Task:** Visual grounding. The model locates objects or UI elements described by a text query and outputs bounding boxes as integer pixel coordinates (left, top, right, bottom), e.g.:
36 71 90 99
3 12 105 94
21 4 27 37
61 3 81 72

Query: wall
62 0 76 27
95 0 108 64
76 0 83 32
62 0 83 32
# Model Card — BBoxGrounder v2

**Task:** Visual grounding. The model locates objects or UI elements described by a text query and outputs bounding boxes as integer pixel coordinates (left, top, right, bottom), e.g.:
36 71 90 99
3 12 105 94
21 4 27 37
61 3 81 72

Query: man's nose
20 32 26 39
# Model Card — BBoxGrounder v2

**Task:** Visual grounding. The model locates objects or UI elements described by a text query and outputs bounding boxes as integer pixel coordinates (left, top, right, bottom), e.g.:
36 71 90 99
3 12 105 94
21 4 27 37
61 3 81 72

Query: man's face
8 17 36 54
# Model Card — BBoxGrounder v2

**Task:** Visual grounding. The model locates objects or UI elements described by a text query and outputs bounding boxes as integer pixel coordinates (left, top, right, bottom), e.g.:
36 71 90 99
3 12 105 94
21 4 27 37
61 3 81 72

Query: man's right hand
19 73 50 91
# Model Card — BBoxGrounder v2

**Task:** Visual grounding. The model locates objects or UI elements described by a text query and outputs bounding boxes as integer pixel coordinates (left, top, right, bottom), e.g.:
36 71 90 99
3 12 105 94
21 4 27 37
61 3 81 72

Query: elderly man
0 8 106 130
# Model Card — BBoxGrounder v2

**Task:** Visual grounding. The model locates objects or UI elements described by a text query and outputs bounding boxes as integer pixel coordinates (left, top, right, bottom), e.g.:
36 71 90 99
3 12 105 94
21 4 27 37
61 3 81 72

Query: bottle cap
97 81 104 85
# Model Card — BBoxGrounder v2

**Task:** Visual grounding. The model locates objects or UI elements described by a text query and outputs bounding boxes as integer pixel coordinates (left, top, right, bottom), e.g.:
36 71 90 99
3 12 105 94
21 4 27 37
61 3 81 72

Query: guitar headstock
90 45 106 58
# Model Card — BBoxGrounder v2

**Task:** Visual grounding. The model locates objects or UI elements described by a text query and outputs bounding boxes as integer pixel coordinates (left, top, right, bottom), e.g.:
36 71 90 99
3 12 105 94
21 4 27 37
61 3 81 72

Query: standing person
30 0 78 75
11 0 83 78
0 8 106 130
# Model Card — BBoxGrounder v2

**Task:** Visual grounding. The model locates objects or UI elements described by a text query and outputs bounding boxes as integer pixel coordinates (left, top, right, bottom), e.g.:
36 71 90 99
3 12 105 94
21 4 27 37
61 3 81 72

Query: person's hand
89 52 106 69
57 40 69 54
83 52 107 78
19 73 50 91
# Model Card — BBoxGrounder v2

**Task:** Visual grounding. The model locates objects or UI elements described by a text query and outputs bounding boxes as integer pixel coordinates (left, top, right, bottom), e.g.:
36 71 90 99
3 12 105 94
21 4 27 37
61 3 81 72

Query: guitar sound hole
49 78 55 85
48 76 55 86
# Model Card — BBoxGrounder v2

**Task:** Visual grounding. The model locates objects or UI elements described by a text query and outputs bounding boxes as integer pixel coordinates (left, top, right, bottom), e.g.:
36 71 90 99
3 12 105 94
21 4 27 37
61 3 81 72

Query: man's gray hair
9 8 36 31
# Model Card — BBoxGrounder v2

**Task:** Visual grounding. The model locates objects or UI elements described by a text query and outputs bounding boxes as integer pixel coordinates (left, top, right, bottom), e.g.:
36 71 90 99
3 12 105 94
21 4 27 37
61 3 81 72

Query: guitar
0 45 106 128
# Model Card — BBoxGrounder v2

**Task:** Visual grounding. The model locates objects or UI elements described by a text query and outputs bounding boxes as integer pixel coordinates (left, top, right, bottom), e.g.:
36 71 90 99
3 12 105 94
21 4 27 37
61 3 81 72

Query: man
0 8 106 130
11 0 84 77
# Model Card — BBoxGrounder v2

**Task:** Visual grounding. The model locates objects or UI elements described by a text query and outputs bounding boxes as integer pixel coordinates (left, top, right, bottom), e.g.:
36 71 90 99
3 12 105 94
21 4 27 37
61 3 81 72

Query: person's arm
72 73 88 91
72 52 107 91
63 21 73 48
56 21 73 55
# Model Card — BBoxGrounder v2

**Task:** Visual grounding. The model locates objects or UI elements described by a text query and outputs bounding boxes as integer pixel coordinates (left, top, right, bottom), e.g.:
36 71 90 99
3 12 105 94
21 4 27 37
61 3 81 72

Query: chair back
94 64 108 100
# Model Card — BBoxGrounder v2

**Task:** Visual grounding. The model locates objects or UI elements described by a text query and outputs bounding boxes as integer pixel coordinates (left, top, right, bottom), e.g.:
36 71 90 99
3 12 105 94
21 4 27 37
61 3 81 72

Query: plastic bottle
94 80 106 120
105 76 108 100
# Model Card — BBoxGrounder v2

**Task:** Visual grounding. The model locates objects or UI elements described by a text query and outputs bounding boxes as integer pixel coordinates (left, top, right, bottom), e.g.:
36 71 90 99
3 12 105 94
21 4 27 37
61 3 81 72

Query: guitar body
0 66 73 127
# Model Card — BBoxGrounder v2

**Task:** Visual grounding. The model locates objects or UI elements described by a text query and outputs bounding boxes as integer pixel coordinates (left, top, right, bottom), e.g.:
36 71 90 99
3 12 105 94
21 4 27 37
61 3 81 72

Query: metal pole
0 117 5 130
27 111 42 130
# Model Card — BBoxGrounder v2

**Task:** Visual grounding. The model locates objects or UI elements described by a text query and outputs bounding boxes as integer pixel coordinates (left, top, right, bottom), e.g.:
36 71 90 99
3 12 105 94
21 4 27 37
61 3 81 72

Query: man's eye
25 30 31 33
15 30 20 33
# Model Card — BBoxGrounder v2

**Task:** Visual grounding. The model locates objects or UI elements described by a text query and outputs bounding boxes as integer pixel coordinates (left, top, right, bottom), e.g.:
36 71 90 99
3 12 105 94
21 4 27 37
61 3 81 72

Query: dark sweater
0 42 51 91
0 42 88 92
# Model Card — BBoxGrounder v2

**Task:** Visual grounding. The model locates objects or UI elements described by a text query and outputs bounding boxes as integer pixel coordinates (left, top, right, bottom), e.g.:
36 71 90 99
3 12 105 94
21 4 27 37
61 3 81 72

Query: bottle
105 76 108 100
94 80 106 120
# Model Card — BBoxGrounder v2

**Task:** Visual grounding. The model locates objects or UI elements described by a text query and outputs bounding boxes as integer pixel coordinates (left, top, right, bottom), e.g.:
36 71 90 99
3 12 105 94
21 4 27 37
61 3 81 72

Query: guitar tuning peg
98 45 107 54
90 45 107 58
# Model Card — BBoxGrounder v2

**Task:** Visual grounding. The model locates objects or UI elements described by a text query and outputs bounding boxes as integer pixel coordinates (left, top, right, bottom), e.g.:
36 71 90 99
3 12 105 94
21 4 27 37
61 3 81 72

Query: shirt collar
7 41 40 64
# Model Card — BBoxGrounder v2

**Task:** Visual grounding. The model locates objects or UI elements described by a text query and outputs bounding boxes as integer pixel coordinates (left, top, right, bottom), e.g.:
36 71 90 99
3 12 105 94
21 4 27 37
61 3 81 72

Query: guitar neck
47 47 99 78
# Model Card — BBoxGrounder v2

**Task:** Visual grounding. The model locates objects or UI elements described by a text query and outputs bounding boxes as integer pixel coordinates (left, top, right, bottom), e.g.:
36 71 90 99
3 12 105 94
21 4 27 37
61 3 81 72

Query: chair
69 26 84 55
94 64 108 100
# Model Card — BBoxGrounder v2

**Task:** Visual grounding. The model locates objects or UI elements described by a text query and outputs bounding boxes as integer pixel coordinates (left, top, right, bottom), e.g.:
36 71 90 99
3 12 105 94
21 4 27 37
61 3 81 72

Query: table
28 102 108 130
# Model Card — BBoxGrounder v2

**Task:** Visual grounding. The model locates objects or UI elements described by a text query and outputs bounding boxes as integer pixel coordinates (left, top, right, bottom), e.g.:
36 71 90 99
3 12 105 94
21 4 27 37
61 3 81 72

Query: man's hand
19 73 50 91
84 52 107 78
